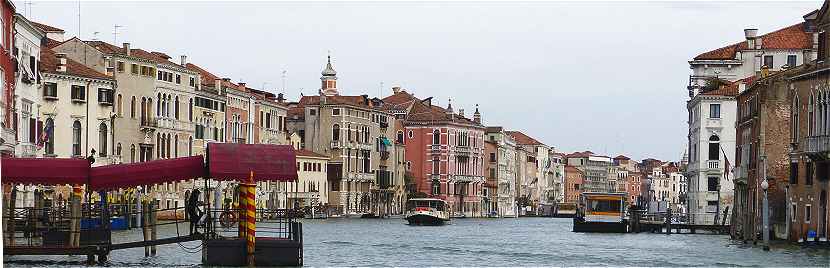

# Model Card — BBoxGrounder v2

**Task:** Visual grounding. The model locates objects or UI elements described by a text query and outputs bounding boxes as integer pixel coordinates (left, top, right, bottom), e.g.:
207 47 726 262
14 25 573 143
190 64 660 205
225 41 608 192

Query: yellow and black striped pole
243 171 256 266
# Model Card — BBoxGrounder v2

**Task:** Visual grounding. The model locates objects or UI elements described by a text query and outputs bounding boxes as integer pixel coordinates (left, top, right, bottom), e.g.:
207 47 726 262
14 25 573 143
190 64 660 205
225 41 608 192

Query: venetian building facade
0 0 16 156
13 14 43 159
383 88 486 217
184 63 228 156
485 126 518 217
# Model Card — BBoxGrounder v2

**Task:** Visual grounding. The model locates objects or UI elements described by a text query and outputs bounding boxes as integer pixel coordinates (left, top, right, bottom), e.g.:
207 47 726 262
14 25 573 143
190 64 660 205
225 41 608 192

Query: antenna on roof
113 25 124 44
24 1 34 18
281 69 287 93
76 1 81 39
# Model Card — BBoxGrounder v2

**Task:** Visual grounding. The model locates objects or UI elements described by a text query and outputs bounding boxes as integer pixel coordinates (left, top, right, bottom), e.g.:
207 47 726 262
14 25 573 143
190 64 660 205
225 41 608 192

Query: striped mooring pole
243 171 256 266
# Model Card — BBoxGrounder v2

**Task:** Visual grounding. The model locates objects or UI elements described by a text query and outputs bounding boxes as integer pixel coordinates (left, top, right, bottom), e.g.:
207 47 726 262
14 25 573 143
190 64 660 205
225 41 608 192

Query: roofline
14 14 46 37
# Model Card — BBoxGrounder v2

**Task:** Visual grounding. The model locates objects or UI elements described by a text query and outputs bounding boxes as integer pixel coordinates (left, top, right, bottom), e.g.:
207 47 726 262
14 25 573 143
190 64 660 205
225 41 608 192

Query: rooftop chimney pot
744 28 758 39
180 55 187 66
123 42 131 56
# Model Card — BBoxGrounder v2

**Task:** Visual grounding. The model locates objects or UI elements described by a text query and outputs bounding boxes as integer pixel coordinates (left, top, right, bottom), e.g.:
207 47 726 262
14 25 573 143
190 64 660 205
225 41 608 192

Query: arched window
819 92 824 136
131 96 136 118
396 130 404 144
175 96 180 120
433 130 440 145
99 122 108 157
189 136 193 156
433 156 440 175
72 121 82 156
810 93 815 136
157 93 162 117
45 118 54 155
332 124 340 141
141 97 146 122
166 133 172 158
188 98 193 122
347 124 352 141
174 135 179 157
708 135 720 161
116 143 122 157
793 95 800 143
130 144 136 163
157 133 161 158
167 95 172 117
117 94 123 116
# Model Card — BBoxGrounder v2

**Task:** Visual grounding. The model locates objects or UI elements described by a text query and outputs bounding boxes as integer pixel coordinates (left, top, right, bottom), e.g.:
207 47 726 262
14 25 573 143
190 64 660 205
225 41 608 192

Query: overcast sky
20 1 820 161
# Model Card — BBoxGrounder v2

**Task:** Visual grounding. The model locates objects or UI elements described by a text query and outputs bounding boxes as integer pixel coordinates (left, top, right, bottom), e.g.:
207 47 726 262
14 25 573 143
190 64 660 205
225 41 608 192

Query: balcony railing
330 140 343 149
140 118 157 128
707 160 720 169
805 135 830 157
17 143 36 157
430 144 441 154
379 151 390 160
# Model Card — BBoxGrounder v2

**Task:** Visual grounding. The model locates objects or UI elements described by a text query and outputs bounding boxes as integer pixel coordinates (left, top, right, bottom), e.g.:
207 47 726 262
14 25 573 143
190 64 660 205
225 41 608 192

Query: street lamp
761 155 770 251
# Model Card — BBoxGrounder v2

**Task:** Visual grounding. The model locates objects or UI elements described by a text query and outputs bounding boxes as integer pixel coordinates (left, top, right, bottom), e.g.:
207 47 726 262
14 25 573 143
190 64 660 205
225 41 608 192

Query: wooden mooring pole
243 171 257 267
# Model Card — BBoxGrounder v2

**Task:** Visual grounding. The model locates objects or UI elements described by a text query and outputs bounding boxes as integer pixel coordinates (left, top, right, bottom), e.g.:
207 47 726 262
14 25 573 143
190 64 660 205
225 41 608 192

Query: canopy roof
207 143 298 182
1 157 90 185
89 156 205 191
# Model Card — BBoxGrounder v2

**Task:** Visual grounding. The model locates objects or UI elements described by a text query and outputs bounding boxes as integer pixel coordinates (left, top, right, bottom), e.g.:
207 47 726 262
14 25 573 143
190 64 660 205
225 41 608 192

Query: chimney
392 86 401 94
123 42 131 56
277 93 285 103
180 55 187 66
744 28 758 49
214 78 222 91
238 82 246 91
458 108 465 117
474 104 481 124
56 53 67 72
361 94 369 105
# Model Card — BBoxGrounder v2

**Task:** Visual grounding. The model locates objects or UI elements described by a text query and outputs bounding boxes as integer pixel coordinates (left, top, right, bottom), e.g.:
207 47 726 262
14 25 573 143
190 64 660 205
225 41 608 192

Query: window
709 135 720 160
117 94 123 116
433 156 440 175
99 123 108 157
333 108 340 116
408 130 413 139
98 88 113 104
117 61 125 72
396 131 404 144
818 31 826 62
332 124 340 141
309 109 316 116
43 82 57 98
806 161 814 185
709 104 721 119
72 121 82 156
707 177 719 192
792 96 800 143
71 85 86 101
763 55 773 68
432 180 441 195
176 74 181 84
433 130 440 145
131 64 139 74
44 119 55 155
130 144 136 163
489 153 496 162
174 97 180 120
805 204 812 223
790 162 798 185
787 55 797 67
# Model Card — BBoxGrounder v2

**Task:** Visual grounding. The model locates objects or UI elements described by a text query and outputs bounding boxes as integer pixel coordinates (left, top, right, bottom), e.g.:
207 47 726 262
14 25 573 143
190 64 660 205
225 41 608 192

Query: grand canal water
4 217 829 267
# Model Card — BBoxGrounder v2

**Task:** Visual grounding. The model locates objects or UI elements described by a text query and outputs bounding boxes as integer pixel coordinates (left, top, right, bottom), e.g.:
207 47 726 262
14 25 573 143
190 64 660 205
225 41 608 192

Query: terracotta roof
185 62 237 88
505 131 544 146
694 23 812 60
614 155 630 160
40 49 113 81
30 21 64 33
485 126 503 133
564 166 583 174
298 95 373 108
295 149 329 159
287 106 304 119
44 38 63 49
565 151 594 158
700 76 756 97
84 40 183 67
382 90 480 125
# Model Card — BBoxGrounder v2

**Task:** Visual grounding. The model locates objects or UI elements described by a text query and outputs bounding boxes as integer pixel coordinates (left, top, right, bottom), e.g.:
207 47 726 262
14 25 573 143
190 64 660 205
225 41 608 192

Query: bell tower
321 54 338 96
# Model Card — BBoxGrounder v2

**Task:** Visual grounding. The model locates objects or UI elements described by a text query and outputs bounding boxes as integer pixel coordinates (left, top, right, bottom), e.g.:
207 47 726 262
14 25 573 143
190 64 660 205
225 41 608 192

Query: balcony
156 117 194 132
707 160 720 170
379 121 389 129
16 143 36 157
379 151 390 160
331 140 343 149
140 118 157 128
805 135 830 160
429 144 441 154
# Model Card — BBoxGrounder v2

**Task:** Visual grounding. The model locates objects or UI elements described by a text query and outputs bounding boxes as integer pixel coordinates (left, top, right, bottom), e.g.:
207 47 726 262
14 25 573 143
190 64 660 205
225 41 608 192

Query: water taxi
573 192 628 233
404 198 450 225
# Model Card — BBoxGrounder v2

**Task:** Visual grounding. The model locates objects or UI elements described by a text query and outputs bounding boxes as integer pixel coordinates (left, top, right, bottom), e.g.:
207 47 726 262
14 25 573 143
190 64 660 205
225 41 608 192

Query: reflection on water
4 217 829 267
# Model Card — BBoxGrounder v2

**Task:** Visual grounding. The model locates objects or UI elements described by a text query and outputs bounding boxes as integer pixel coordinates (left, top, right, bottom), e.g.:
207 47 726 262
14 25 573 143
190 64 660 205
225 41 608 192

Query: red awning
88 156 205 191
207 143 298 182
1 157 90 185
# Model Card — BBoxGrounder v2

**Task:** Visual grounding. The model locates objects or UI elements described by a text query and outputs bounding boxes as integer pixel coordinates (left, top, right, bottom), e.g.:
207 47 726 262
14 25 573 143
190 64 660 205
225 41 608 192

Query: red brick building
0 0 16 156
564 166 583 204
383 89 486 217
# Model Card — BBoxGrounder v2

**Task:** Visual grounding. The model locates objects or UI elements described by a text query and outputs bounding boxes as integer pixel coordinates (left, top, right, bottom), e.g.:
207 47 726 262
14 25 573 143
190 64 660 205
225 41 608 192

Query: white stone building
486 126 518 217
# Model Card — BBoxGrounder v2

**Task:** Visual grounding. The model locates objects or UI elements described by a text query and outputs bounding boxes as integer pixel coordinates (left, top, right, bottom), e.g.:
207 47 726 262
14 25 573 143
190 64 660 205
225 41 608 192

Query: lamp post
761 155 770 251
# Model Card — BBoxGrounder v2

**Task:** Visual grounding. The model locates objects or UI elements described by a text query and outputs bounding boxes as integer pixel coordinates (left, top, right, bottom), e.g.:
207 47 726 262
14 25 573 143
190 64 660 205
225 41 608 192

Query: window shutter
36 120 42 144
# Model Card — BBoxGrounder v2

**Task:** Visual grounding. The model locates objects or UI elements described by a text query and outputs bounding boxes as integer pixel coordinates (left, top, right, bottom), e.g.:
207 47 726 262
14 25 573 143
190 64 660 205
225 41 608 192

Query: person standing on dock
187 189 205 235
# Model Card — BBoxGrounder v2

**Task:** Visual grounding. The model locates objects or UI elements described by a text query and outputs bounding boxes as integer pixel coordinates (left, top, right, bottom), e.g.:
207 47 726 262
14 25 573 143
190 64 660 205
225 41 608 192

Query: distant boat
404 198 450 226
572 192 628 233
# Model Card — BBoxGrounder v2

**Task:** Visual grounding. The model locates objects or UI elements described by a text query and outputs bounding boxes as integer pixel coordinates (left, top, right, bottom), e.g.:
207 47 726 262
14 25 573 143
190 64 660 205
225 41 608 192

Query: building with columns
485 126 518 217
0 0 17 156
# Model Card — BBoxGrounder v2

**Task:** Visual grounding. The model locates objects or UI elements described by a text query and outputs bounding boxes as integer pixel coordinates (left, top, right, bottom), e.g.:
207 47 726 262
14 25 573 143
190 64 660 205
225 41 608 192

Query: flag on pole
37 119 53 148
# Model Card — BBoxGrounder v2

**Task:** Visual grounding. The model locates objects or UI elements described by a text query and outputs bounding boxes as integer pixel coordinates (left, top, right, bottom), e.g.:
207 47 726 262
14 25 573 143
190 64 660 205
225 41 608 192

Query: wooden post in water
151 200 158 256
665 208 672 235
142 200 150 257
242 171 257 267
70 184 82 247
